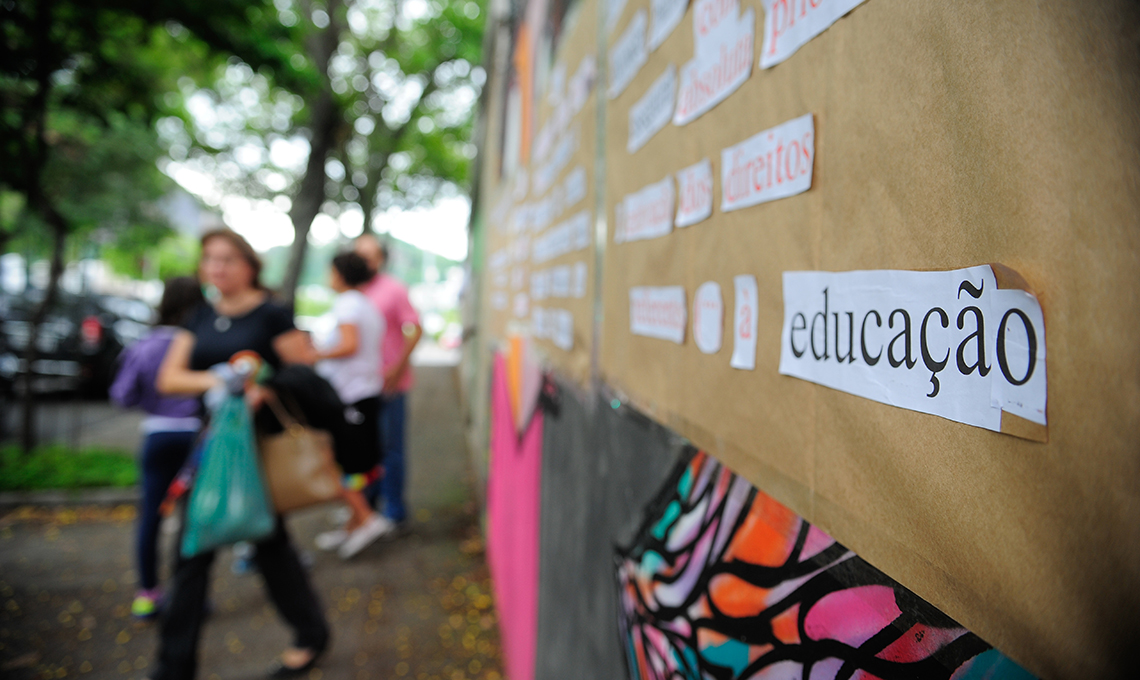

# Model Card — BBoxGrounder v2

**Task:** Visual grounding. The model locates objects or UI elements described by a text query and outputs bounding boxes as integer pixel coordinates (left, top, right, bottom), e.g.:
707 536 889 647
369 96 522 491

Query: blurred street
0 361 501 680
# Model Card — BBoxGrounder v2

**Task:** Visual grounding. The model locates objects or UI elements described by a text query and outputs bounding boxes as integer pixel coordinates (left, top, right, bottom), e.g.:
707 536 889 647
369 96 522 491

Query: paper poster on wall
532 210 592 263
730 275 758 369
778 265 1047 440
693 282 724 354
759 0 867 69
630 286 687 344
563 166 587 210
649 0 687 50
675 159 713 227
532 307 574 350
615 176 675 243
609 10 648 99
722 113 814 212
607 0 629 34
572 262 588 298
674 0 754 125
628 65 677 153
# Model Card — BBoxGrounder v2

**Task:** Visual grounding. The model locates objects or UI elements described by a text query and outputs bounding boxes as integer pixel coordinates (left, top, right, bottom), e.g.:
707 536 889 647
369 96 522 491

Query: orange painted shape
709 573 770 619
724 492 800 567
771 603 801 645
748 643 775 664
506 337 523 426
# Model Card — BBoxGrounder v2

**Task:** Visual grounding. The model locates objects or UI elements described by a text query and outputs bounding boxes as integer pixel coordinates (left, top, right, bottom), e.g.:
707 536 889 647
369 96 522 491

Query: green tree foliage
161 0 486 302
0 0 307 451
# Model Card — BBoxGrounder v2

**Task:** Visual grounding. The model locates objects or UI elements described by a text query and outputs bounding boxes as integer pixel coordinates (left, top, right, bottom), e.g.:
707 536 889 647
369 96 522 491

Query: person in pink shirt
354 235 423 526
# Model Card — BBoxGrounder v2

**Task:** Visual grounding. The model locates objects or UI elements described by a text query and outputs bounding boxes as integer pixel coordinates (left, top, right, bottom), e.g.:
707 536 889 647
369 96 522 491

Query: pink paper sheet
486 353 543 680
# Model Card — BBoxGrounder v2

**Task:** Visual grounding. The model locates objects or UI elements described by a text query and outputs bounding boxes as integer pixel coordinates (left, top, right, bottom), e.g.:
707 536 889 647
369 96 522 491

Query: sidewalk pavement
0 364 502 680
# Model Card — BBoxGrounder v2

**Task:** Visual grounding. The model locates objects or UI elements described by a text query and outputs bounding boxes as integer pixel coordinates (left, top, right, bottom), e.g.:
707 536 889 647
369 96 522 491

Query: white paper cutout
532 210 592 263
674 0 754 125
675 159 714 227
532 306 574 350
548 61 566 106
649 0 687 50
721 113 814 212
731 275 758 369
693 281 724 354
512 292 529 318
534 125 578 196
550 265 572 298
491 292 508 310
572 262 588 299
562 166 588 210
615 176 675 244
553 309 574 350
609 10 648 100
531 270 550 301
628 65 677 153
607 0 629 34
630 286 687 344
759 0 866 69
778 266 1047 435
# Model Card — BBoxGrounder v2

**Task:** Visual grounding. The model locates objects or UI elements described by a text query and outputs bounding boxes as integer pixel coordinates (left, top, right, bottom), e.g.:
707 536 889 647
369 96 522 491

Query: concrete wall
533 378 686 679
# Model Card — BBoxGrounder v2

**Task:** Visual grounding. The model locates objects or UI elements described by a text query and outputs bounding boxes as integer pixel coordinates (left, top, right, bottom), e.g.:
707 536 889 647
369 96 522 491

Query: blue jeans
137 430 197 590
369 392 407 522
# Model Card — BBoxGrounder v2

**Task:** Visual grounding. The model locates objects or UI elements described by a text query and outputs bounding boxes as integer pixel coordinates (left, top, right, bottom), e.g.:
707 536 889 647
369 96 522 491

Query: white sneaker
314 530 348 551
338 515 395 559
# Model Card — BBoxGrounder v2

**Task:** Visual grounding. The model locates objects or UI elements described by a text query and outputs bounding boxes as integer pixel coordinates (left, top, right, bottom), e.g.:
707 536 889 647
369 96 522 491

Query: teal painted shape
700 637 751 676
678 467 694 498
953 649 1037 680
651 501 682 540
625 635 643 680
679 645 701 679
639 550 664 575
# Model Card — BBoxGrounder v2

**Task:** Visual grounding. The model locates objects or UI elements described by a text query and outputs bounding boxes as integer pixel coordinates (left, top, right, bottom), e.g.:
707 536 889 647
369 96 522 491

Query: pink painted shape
800 524 835 561
486 353 544 680
803 585 902 648
875 623 967 663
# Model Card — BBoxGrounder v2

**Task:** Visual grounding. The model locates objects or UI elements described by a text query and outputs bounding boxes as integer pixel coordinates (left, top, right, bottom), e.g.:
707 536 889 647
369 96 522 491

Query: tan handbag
258 390 343 513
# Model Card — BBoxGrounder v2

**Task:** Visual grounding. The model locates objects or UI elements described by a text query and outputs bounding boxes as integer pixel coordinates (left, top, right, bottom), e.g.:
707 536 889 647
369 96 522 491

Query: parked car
0 288 153 398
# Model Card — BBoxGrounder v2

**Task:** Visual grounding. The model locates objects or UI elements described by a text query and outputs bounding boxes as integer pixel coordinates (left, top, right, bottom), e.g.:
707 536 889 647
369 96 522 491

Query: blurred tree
163 0 486 306
0 0 308 451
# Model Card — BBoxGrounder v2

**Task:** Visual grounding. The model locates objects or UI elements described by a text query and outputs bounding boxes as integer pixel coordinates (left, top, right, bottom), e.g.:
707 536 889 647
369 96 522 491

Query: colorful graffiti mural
615 451 1035 680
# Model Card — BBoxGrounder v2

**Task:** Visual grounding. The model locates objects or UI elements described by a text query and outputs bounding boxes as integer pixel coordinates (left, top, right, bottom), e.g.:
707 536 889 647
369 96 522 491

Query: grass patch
0 444 137 491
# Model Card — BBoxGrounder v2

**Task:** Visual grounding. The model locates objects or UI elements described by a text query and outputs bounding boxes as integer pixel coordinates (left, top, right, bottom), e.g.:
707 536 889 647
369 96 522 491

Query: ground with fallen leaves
0 366 503 680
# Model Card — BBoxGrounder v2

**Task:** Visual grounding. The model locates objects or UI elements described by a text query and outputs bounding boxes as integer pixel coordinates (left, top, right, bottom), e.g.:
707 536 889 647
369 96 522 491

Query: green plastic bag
181 394 275 557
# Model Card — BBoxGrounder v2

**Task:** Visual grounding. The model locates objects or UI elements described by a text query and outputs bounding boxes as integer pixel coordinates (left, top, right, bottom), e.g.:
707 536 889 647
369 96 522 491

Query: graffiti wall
465 0 1140 677
616 449 1034 680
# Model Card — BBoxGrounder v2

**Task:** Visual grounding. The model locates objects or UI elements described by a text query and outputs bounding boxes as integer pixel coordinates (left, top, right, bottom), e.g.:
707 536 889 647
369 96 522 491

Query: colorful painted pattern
616 450 1034 680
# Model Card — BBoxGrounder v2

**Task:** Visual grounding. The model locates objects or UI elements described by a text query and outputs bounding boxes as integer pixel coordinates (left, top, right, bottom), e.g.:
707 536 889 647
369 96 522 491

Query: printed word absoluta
675 1 754 125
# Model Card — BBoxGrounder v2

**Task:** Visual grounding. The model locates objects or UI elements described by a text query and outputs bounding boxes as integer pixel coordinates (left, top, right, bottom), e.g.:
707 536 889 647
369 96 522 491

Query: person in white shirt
306 252 394 558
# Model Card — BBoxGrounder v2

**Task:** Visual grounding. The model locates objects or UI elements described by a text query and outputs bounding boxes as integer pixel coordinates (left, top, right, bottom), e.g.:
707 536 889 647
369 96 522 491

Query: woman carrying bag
151 229 329 680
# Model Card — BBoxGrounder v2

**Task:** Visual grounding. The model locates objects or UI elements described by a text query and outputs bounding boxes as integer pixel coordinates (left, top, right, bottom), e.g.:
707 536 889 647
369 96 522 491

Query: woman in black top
153 229 329 679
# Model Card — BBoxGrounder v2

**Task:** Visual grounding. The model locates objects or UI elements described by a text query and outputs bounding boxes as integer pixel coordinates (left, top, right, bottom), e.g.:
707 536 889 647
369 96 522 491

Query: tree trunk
19 207 68 453
280 0 344 310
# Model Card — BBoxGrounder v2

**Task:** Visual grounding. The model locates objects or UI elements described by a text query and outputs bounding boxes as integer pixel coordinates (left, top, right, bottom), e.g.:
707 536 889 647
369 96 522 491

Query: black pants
152 516 329 680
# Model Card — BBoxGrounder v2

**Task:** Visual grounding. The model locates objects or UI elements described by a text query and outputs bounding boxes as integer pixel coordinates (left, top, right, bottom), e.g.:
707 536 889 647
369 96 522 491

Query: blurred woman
109 276 205 620
307 252 394 559
152 229 329 679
